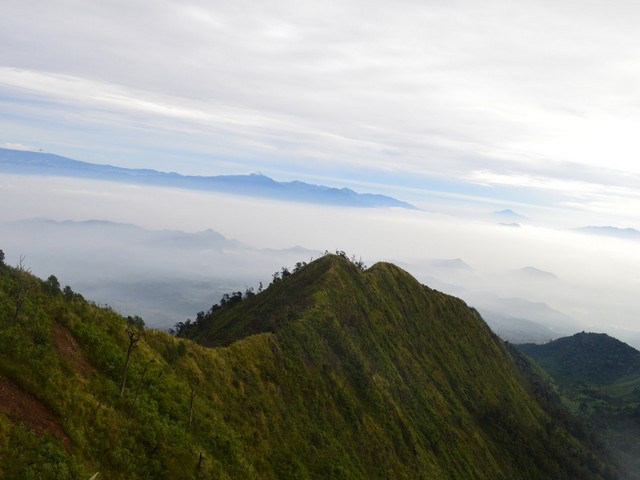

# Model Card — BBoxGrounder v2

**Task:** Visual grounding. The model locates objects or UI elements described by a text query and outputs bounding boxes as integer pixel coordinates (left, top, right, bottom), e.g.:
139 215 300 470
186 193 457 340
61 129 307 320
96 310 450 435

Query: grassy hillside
0 252 617 479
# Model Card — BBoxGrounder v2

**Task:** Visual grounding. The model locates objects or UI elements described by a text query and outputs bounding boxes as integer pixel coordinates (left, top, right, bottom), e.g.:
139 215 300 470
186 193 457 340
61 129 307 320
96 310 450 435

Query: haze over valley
2 152 640 348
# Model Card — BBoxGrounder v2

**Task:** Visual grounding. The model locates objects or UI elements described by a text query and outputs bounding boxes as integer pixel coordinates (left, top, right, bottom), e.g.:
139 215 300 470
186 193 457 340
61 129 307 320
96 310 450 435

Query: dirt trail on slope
52 321 94 377
0 374 71 449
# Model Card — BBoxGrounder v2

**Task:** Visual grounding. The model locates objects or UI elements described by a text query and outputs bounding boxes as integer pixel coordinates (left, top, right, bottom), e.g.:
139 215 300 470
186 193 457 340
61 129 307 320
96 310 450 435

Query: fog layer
2 175 639 345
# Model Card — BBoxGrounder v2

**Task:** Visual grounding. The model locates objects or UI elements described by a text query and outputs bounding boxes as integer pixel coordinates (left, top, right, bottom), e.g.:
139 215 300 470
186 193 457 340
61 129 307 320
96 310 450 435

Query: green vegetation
0 253 617 478
518 332 640 387
518 333 640 479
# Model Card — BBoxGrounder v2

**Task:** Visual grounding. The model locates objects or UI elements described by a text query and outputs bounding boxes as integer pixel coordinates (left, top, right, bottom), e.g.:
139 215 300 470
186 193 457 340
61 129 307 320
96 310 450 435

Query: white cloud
3 0 640 224
0 142 39 151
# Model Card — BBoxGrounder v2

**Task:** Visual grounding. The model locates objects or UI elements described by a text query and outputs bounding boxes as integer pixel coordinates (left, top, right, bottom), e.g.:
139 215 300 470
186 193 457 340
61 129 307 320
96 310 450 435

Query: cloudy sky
3 0 640 226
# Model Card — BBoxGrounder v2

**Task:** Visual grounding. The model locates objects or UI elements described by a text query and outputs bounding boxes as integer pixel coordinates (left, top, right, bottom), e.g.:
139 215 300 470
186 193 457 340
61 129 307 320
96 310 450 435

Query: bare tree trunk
119 317 144 397
12 292 28 322
12 255 31 322
196 452 204 473
188 384 196 428
119 335 138 396
128 359 155 418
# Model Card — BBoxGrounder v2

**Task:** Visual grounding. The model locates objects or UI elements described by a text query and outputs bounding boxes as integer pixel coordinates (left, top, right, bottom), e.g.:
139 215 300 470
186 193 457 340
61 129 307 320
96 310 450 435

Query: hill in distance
0 148 416 209
478 310 561 345
0 252 616 479
517 332 640 387
510 266 559 282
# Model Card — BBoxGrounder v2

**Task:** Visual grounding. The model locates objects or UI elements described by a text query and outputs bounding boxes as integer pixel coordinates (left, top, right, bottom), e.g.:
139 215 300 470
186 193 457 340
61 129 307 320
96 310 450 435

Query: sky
3 0 640 227
3 0 640 341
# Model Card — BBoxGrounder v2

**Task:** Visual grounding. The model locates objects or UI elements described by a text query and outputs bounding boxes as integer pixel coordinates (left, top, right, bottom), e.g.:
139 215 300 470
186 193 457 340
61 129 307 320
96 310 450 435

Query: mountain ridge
0 148 416 209
0 252 617 478
181 254 616 478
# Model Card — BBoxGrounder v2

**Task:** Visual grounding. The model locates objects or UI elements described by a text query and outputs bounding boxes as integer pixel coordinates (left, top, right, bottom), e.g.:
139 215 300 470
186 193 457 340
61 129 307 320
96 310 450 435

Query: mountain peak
512 266 558 281
493 208 525 218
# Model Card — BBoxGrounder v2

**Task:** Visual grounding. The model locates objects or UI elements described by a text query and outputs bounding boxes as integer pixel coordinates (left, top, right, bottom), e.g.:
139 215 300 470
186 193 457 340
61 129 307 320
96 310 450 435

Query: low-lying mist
2 174 639 346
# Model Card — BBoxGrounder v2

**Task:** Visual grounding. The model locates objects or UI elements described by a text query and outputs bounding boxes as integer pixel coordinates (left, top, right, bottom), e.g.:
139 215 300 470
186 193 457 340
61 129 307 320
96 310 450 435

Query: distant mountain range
574 226 640 240
0 148 416 209
0 218 321 329
477 296 577 345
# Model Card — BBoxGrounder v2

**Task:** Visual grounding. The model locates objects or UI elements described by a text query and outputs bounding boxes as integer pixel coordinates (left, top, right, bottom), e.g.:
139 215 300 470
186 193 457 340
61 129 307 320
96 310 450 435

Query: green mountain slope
518 333 640 479
0 253 616 479
518 332 640 387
